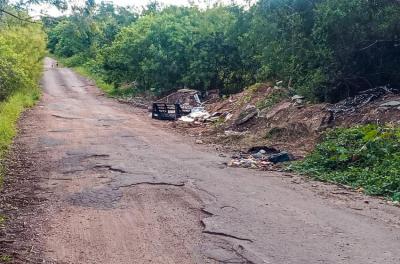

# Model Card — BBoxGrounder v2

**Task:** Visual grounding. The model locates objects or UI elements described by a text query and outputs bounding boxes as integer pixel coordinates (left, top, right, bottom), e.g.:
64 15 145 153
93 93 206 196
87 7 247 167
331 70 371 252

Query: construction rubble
151 83 400 169
327 86 397 117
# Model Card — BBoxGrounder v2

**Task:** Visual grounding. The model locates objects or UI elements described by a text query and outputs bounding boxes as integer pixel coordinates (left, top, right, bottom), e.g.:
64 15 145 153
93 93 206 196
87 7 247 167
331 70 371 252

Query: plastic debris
227 147 293 170
328 86 395 117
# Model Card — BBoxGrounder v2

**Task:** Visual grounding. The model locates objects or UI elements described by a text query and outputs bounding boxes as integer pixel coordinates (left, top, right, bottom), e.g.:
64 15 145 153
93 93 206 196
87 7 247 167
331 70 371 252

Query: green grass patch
0 87 40 183
0 214 6 227
291 125 400 201
0 255 12 263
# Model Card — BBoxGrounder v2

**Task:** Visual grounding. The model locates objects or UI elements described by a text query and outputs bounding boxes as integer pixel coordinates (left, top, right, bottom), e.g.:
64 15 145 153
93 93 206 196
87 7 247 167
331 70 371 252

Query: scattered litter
328 86 395 117
248 146 279 154
211 112 223 117
225 113 233 121
178 107 211 122
190 107 211 119
380 100 400 107
179 116 195 122
268 151 293 163
227 147 293 170
195 139 204 144
291 95 305 105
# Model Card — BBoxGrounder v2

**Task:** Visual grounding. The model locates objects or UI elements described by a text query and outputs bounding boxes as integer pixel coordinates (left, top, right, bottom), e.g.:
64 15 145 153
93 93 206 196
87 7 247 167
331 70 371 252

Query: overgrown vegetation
44 0 400 102
0 8 46 173
292 125 400 201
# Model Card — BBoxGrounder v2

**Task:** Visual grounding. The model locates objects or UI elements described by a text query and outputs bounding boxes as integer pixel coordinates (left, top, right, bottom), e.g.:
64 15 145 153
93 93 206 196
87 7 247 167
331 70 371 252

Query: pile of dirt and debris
157 88 201 111
328 86 400 126
158 82 400 159
327 86 395 116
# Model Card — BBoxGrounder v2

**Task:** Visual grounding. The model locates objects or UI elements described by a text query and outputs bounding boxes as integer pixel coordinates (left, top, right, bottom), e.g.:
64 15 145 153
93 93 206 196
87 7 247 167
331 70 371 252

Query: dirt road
2 58 400 263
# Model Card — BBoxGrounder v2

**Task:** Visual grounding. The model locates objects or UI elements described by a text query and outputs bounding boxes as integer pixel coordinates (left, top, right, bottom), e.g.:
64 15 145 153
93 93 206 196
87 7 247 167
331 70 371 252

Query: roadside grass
0 214 5 227
73 66 140 98
0 87 40 184
72 66 114 95
290 124 400 201
0 255 12 263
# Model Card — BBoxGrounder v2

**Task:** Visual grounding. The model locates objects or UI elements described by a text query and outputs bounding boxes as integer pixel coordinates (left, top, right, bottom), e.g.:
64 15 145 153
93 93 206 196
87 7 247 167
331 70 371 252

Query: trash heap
227 146 294 170
327 86 396 117
179 107 211 122
178 107 229 123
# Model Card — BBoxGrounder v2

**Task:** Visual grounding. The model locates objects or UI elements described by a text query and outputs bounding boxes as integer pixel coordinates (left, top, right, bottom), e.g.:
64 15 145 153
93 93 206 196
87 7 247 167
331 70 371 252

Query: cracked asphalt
8 58 400 263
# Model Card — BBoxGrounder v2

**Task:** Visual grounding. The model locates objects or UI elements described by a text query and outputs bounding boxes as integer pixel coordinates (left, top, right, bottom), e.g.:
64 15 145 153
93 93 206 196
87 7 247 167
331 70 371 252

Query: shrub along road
4 58 400 263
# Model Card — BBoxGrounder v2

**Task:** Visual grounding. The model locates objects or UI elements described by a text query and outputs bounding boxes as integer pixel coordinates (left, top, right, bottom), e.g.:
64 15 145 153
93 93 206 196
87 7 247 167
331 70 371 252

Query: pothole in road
67 186 123 209
47 185 212 263
58 183 255 263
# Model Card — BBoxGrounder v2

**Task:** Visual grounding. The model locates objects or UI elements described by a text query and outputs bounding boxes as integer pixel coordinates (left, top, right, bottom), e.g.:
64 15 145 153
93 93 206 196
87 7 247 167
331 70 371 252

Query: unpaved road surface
1 57 400 263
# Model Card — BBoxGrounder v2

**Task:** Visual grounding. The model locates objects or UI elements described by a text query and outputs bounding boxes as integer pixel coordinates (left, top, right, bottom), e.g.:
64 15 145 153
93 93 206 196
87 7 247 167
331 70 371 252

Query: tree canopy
44 0 400 102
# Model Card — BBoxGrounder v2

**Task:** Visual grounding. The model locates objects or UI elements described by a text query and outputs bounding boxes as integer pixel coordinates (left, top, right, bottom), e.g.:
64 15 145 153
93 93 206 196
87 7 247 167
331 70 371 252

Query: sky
30 0 247 18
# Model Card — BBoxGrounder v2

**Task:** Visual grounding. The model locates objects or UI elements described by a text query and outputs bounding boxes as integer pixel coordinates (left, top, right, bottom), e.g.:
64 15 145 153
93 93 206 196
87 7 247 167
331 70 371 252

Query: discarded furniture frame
151 103 190 120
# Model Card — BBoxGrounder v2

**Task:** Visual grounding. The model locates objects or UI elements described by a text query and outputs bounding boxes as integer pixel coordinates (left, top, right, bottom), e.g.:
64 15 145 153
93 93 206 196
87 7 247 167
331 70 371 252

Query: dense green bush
0 25 45 101
292 125 400 201
0 15 46 160
245 0 400 101
44 0 400 102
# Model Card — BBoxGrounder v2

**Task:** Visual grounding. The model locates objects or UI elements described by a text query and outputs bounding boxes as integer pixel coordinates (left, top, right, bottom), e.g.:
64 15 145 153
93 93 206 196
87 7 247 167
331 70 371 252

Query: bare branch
0 8 38 24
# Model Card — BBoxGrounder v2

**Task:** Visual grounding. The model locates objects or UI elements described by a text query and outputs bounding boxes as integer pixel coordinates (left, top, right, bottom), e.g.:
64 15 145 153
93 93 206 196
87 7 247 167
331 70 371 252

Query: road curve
8 58 400 263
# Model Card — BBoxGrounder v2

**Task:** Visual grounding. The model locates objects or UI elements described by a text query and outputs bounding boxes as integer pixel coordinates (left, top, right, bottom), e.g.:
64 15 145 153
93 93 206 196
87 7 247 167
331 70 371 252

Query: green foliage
292 125 400 201
73 66 114 95
0 214 5 227
103 8 197 95
0 88 40 156
0 255 12 263
246 0 400 102
0 25 45 101
46 2 136 59
0 14 45 180
44 0 400 102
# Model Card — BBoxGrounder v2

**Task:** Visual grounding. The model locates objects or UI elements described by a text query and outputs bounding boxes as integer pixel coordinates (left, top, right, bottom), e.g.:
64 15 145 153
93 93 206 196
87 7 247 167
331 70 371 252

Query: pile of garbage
227 146 294 170
179 107 210 122
327 86 396 117
178 107 228 123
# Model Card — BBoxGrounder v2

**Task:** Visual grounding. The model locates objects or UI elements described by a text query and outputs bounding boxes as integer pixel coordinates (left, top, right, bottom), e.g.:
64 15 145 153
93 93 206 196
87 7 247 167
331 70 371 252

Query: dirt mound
333 93 400 127
171 83 400 157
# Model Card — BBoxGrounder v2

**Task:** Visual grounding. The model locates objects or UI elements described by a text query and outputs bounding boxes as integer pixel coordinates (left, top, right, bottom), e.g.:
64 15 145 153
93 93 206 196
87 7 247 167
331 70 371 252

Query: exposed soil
170 84 400 157
0 58 399 264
